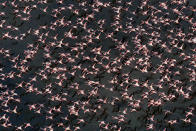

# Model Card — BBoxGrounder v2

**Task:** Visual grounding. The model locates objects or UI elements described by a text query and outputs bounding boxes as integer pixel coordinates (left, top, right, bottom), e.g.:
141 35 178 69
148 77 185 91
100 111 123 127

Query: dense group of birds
0 0 196 130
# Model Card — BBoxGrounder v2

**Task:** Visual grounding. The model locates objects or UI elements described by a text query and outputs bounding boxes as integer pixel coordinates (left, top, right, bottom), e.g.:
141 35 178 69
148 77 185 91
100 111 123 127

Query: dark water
0 0 196 130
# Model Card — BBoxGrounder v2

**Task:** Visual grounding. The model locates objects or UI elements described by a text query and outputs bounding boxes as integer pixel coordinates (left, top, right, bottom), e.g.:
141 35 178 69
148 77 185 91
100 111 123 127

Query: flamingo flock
0 0 196 130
